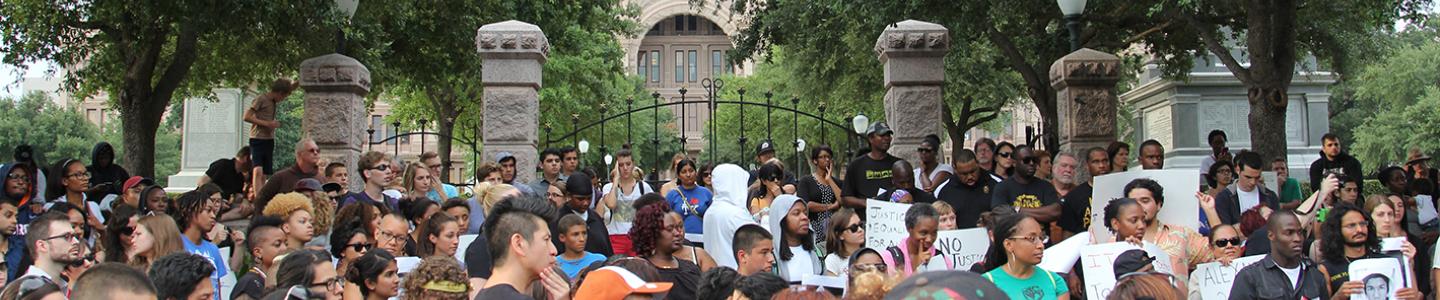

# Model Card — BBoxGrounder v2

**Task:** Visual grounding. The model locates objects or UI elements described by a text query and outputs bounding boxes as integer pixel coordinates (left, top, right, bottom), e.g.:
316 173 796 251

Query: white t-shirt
602 181 653 235
782 246 817 281
1237 186 1261 212
823 253 848 276
1279 263 1302 289
914 164 955 197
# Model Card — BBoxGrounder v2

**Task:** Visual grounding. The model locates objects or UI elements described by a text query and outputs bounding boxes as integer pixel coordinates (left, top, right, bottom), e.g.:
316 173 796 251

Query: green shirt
983 267 1068 300
1278 177 1305 203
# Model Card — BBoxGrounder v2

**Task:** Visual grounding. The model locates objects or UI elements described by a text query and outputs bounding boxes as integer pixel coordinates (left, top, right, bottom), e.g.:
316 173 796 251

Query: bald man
1228 211 1328 300
877 160 935 204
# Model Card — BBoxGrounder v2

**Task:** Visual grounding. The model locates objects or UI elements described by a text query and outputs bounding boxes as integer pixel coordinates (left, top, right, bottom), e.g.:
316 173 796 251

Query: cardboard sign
1078 242 1173 300
932 228 989 270
1186 255 1266 300
866 200 912 249
1089 170 1201 243
455 234 478 264
1349 257 1408 300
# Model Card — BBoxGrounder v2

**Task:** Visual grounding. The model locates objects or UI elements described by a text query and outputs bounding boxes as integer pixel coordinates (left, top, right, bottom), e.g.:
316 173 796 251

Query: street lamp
851 113 869 134
578 140 590 154
334 0 360 54
1057 0 1086 51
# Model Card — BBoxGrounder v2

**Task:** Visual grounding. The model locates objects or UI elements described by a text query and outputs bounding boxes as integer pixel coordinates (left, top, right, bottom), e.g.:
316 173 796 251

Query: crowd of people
1 80 1439 300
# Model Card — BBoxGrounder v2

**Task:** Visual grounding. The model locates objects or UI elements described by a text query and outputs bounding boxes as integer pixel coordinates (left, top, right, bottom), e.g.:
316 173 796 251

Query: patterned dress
1145 223 1214 285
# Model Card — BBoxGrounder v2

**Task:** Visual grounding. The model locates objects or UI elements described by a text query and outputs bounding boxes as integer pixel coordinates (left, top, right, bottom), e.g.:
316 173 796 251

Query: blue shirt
556 252 607 279
181 235 228 300
426 184 460 203
5 234 25 281
666 185 713 235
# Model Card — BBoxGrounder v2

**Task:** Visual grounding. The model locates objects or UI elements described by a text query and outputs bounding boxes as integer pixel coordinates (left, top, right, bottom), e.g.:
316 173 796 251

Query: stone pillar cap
1048 48 1121 88
299 53 372 94
874 20 950 60
476 20 550 61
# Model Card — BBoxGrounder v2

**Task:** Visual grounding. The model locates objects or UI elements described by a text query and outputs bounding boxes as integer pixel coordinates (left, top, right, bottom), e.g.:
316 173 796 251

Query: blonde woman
403 164 441 203
466 182 519 234
263 192 316 250
128 215 186 271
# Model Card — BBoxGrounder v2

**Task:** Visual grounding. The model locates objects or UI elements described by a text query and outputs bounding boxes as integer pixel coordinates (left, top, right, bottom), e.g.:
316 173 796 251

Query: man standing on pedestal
841 122 900 218
243 78 298 187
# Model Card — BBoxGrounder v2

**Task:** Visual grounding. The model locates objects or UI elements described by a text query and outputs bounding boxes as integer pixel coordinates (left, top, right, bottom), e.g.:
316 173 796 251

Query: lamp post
333 0 360 54
1056 0 1086 51
578 139 590 169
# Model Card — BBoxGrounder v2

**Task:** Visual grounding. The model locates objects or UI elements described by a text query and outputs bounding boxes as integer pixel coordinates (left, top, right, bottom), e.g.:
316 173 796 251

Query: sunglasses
68 253 96 268
1213 238 1242 247
6 173 27 181
119 226 136 236
917 148 934 153
998 152 1012 158
1022 157 1040 165
346 242 373 252
841 224 864 233
851 263 887 273
370 165 391 172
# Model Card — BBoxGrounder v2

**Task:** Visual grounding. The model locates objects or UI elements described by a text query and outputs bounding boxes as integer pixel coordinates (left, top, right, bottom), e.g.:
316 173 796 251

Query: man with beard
1310 133 1364 194
22 212 81 288
937 150 992 229
842 122 900 218
0 198 19 282
174 191 227 300
550 172 612 257
1051 153 1079 198
1060 148 1107 238
990 145 1060 225
1317 204 1422 299
1229 211 1329 300
1215 152 1280 225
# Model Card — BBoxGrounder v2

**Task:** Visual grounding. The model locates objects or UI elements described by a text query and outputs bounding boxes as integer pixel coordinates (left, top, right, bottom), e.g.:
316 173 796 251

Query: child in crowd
932 201 958 230
556 214 606 278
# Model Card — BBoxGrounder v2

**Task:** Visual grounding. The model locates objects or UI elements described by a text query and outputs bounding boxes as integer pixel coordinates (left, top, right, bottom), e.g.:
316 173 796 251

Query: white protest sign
396 256 422 276
1038 232 1092 274
455 234 478 264
1349 257 1407 300
1416 195 1437 225
932 228 989 270
865 200 912 249
1089 170 1201 243
1078 242 1172 300
1186 255 1266 300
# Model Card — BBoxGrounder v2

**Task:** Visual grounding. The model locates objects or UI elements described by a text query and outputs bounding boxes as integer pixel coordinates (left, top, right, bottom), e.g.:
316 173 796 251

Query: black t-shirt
1059 183 1094 234
842 154 900 199
473 284 532 300
1319 251 1385 293
465 232 493 279
937 177 992 229
231 272 264 300
657 259 701 300
876 187 936 204
989 177 1060 210
205 158 246 199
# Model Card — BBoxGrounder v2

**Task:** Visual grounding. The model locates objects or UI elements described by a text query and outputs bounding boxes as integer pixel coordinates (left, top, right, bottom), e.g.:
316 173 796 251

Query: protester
876 160 936 204
1198 130 1233 178
139 185 168 215
798 145 842 249
1227 211 1328 299
172 191 227 300
750 162 785 224
324 162 349 195
842 122 900 215
0 197 22 281
822 208 863 276
667 209 717 272
991 145 1061 226
417 213 460 258
419 151 460 200
69 262 157 300
199 146 251 200
732 272 789 300
554 214 605 279
1138 140 1164 170
975 138 998 174
231 216 287 300
697 267 739 300
573 266 674 300
23 212 79 288
732 223 774 276
475 195 564 300
341 151 398 212
1036 150 1054 180
48 158 104 229
1208 224 1243 265
1105 198 1147 243
702 164 756 269
129 214 184 272
982 213 1068 300
993 142 1015 181
768 194 820 282
402 163 441 203
1051 152 1079 199
551 172 611 257
883 203 951 277
1110 273 1183 300
1205 160 1235 197
148 253 216 300
932 201 958 230
244 78 297 179
1214 152 1280 226
254 139 321 211
469 182 520 234
375 212 410 257
1311 133 1365 194
99 205 138 264
888 271 1008 300
530 149 568 199
938 149 992 229
599 149 653 256
270 249 343 300
263 192 315 250
631 201 700 299
85 142 128 203
401 256 471 300
1317 203 1404 296
1108 141 1131 172
346 249 400 300
914 135 953 196
331 221 371 278
666 159 711 243
1060 147 1106 238
1271 158 1305 209
63 243 98 283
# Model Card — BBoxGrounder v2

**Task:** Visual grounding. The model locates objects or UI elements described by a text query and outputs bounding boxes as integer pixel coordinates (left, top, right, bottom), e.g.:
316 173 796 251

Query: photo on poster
1348 258 1406 300
1088 170 1200 243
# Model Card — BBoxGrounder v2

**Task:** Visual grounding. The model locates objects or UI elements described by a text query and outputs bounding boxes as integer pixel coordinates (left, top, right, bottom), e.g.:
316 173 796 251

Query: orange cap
574 266 673 300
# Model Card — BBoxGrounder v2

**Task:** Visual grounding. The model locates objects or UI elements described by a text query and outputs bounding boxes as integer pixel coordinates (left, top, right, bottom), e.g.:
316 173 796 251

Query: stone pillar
875 20 949 164
299 54 371 193
1050 49 1121 163
476 20 548 183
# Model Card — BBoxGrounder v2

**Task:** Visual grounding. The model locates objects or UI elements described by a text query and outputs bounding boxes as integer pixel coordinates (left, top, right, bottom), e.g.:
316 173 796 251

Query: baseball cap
865 122 893 137
295 178 323 192
565 172 593 197
322 182 343 193
574 266 673 300
122 176 154 192
1112 249 1156 276
756 140 776 156
884 270 1008 300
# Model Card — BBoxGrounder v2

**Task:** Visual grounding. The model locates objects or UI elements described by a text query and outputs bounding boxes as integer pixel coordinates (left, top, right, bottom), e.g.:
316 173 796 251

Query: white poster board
1349 258 1407 300
866 200 912 249
1038 232 1092 273
1416 195 1437 224
1089 170 1201 242
455 234 478 264
396 256 422 276
1078 242 1173 300
1186 255 1266 300
932 228 989 270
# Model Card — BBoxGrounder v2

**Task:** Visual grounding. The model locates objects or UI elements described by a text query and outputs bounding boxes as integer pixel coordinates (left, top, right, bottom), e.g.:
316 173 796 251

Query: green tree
1351 88 1440 167
1340 24 1440 168
0 92 100 166
0 0 341 178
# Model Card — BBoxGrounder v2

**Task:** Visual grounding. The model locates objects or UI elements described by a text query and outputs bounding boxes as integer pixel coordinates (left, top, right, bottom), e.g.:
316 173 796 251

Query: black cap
755 140 776 157
322 182 343 193
884 270 1009 300
565 172 593 197
1112 249 1156 276
866 122 893 137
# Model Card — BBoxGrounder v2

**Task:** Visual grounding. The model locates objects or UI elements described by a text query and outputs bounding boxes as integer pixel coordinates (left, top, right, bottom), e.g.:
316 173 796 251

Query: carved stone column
300 54 372 193
477 20 549 183
1050 48 1121 163
875 20 949 164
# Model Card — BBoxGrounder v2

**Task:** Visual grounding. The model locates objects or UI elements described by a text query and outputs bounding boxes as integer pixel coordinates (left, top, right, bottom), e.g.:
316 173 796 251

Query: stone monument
477 20 548 183
874 20 948 164
300 54 371 192
1050 48 1121 166
167 88 248 192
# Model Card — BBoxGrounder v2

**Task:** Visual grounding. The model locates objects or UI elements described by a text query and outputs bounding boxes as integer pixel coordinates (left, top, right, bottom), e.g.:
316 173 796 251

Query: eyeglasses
370 165 391 172
346 242 373 252
6 173 28 181
310 276 345 291
917 148 934 153
1213 238 1242 247
842 224 864 233
1022 157 1040 165
66 171 91 179
998 152 1012 158
376 230 405 243
41 232 80 243
1007 235 1047 244
14 275 55 299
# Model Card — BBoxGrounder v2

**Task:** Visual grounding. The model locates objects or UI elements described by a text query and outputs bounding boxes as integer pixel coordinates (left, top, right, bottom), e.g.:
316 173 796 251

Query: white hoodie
769 194 821 282
702 164 758 269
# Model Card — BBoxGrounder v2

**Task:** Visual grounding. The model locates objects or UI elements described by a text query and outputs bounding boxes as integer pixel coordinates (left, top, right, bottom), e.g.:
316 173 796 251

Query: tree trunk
436 113 456 182
119 101 164 178
1248 84 1290 164
1037 92 1061 152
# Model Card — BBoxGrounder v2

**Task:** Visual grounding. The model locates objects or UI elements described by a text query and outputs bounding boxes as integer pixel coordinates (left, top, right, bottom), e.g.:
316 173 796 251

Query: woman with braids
400 256 470 300
630 201 700 299
982 213 1069 300
345 249 399 300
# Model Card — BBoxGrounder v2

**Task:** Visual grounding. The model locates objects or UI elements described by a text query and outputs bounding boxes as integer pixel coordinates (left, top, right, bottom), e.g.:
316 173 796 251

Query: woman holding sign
982 213 1069 300
1104 198 1147 244
1126 179 1213 285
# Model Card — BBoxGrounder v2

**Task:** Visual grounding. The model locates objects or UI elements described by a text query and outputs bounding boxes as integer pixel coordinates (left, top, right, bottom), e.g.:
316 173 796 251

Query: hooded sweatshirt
1309 151 1363 194
86 142 129 201
769 194 821 282
0 162 30 281
702 164 758 269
